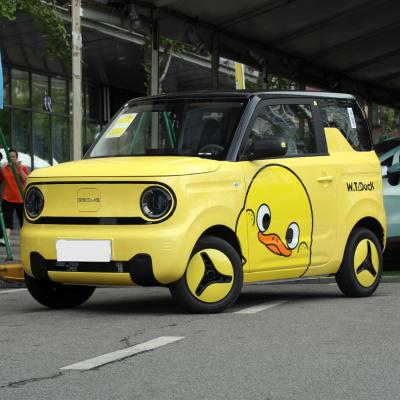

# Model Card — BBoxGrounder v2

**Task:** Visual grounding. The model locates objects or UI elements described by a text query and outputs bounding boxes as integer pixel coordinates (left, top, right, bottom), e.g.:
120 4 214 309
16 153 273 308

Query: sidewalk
0 226 24 288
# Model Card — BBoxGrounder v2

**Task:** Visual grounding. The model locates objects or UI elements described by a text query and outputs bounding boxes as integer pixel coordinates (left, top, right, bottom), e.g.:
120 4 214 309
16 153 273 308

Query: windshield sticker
347 107 357 129
106 113 137 138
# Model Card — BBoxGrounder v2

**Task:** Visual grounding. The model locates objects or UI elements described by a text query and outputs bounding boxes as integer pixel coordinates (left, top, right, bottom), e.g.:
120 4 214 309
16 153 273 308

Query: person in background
0 149 28 245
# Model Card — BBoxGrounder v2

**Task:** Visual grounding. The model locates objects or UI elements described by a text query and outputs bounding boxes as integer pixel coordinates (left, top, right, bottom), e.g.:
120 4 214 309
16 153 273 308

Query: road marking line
0 288 27 294
234 300 288 314
60 336 185 371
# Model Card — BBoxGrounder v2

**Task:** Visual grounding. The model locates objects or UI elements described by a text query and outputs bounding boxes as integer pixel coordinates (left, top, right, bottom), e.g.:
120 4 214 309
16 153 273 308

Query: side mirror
387 162 400 186
245 136 288 160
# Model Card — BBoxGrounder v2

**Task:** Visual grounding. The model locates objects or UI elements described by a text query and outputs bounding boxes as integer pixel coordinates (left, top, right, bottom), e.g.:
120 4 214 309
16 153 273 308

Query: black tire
25 273 96 309
169 236 243 313
335 227 383 297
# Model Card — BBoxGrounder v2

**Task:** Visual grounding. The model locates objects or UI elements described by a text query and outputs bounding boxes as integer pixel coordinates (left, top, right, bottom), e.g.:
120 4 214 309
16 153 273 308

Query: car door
235 98 337 276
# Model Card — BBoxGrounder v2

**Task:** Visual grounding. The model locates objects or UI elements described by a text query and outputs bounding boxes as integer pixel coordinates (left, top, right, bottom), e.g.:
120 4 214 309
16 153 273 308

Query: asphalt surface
1 281 400 400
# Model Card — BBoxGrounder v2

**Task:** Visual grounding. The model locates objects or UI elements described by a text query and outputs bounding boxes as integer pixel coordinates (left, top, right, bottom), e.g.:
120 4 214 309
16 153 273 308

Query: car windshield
87 98 246 160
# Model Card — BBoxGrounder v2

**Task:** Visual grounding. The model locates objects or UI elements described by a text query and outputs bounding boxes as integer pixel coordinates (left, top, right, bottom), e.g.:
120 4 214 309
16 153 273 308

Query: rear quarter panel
304 128 386 277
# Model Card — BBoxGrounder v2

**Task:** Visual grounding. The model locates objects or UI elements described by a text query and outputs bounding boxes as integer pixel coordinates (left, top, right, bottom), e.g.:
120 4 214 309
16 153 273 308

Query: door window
319 98 372 151
244 102 317 157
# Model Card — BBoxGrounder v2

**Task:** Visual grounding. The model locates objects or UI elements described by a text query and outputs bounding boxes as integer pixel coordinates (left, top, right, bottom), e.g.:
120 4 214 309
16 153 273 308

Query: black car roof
129 90 355 104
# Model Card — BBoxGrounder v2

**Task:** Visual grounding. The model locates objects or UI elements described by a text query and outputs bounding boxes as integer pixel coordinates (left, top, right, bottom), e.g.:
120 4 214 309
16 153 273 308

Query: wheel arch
352 217 385 250
200 225 243 259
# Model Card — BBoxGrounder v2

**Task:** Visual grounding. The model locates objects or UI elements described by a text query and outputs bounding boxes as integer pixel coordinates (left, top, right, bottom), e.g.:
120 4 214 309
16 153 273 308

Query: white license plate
56 240 112 262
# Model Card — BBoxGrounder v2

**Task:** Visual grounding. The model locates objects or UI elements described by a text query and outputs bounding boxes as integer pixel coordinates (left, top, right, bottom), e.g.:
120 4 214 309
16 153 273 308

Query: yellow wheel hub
186 249 234 303
353 239 379 288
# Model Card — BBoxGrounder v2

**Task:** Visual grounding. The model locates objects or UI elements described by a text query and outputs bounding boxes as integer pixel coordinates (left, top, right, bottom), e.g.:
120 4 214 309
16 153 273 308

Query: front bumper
21 222 191 286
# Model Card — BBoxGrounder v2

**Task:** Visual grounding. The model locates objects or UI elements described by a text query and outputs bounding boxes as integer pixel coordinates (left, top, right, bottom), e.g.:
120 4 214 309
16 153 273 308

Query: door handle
318 176 334 183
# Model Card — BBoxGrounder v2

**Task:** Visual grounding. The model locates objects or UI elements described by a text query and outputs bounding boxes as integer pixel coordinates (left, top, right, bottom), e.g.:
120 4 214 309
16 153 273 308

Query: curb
1 274 400 290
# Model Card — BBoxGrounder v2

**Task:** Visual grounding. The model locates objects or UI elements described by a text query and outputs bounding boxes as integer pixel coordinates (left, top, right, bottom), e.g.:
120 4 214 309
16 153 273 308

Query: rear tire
169 236 243 313
25 273 96 309
335 227 383 297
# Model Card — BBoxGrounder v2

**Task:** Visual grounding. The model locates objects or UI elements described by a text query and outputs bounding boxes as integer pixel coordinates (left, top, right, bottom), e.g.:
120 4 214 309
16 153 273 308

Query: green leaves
0 1 17 20
0 0 71 61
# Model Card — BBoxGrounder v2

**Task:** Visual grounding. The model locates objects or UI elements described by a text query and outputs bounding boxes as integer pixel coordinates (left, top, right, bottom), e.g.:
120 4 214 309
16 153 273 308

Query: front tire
335 228 383 297
25 273 96 309
169 236 243 313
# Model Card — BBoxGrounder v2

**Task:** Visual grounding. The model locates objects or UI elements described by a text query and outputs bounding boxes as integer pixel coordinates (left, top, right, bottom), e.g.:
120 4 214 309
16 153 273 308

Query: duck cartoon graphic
236 165 313 272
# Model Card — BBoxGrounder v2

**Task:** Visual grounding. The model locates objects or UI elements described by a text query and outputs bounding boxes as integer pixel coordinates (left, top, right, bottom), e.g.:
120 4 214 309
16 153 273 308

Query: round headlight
25 187 44 219
140 186 172 219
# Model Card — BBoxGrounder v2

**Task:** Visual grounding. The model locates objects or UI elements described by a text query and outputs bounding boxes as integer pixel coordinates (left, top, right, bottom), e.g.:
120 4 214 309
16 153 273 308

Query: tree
0 0 70 61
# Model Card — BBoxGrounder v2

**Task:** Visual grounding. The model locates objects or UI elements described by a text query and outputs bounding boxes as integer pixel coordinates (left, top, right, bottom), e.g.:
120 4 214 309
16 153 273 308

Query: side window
319 98 372 151
246 103 316 156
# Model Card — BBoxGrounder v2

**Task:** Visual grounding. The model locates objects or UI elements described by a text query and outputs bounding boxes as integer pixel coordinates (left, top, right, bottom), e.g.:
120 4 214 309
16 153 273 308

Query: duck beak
258 232 292 257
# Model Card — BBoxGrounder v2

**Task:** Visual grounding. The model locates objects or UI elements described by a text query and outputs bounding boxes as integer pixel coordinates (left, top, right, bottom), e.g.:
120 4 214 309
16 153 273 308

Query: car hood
28 156 221 178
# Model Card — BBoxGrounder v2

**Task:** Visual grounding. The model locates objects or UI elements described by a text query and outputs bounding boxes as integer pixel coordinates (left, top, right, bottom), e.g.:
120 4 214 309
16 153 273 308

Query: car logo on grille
77 197 100 203
77 189 101 211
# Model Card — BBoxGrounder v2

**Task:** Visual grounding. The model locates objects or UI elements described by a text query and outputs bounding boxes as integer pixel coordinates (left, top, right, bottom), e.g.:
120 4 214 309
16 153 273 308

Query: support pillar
72 0 83 160
261 60 268 90
367 102 375 142
150 16 159 148
296 75 306 91
150 18 159 96
211 32 219 90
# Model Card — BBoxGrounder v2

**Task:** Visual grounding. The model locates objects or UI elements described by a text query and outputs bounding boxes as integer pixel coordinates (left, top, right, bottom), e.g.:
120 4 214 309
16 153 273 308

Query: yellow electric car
21 91 386 313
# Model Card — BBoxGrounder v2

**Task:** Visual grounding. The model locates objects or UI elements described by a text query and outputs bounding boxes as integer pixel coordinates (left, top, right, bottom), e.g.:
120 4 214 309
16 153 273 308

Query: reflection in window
32 74 49 110
12 69 30 107
52 78 67 114
12 109 31 169
52 116 70 163
249 104 316 155
33 113 51 167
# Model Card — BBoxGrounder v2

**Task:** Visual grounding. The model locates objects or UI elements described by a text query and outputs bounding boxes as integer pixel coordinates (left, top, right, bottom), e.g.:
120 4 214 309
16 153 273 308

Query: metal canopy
129 0 400 107
0 10 238 96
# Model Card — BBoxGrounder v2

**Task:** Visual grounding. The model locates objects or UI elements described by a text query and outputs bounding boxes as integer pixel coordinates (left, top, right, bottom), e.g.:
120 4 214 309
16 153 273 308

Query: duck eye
286 222 300 249
257 204 271 232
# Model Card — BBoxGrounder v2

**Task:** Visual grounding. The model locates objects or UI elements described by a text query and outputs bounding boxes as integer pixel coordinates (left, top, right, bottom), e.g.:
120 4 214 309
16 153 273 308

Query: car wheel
25 273 96 309
335 227 383 297
169 236 243 313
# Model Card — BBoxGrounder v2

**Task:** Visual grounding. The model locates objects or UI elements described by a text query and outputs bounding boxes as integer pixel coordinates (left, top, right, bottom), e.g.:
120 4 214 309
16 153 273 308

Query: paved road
1 281 399 400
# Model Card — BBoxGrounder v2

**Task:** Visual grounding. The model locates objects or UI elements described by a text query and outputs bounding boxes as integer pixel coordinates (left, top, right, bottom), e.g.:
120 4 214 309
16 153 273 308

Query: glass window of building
12 109 32 169
85 85 101 120
52 116 70 163
12 69 30 107
33 113 51 167
32 73 49 110
2 67 103 168
0 108 11 144
2 66 9 105
52 78 68 114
